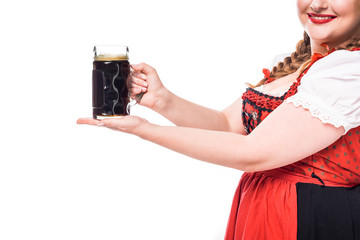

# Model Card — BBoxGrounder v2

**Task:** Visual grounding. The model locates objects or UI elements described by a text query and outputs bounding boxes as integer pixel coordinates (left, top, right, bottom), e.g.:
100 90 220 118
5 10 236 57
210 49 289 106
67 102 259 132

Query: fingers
77 116 146 135
129 71 148 98
130 71 147 81
130 72 148 87
77 117 102 126
128 62 159 99
129 82 147 98
131 62 155 75
77 117 123 129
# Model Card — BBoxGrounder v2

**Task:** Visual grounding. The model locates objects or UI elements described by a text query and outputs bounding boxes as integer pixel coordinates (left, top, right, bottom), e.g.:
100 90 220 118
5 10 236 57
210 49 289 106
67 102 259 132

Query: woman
78 0 360 239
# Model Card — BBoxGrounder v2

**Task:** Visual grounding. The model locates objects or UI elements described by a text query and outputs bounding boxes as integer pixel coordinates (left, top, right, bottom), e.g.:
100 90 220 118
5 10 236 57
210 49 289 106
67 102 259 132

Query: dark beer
92 55 130 119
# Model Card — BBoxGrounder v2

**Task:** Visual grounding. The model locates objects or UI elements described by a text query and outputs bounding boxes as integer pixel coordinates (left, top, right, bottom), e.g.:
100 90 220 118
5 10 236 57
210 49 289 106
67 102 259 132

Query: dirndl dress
224 48 360 240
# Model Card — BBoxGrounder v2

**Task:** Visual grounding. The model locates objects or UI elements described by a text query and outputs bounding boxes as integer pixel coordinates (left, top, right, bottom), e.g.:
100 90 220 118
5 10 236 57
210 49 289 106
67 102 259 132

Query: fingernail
97 121 105 127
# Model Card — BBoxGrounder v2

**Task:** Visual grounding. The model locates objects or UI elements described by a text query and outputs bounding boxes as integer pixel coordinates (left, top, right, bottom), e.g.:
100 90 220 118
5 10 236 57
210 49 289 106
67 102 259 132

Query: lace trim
284 92 348 133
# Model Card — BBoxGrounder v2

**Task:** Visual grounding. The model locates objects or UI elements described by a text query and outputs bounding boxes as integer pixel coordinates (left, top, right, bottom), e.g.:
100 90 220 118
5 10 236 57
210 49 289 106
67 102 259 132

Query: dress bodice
241 48 360 185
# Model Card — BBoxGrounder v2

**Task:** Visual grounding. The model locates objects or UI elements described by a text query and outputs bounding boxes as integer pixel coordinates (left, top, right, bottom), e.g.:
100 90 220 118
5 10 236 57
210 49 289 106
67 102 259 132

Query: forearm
136 122 260 171
130 63 232 131
79 96 344 173
153 90 231 131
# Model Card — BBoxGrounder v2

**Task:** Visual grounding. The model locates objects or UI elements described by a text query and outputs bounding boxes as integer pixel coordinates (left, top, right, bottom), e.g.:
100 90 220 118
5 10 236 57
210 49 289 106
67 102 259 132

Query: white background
0 0 303 239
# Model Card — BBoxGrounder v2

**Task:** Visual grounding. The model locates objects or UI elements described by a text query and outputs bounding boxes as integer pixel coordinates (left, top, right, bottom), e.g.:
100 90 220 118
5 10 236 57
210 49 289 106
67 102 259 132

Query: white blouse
284 50 360 134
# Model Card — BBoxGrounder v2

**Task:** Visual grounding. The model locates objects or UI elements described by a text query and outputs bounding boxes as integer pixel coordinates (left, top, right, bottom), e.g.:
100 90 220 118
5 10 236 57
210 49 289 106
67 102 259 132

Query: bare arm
78 101 344 172
129 63 246 134
137 102 344 171
155 90 245 134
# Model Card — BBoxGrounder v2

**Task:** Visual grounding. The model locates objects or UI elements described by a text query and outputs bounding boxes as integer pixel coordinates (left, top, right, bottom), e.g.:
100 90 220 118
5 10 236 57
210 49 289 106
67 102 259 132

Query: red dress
224 49 360 240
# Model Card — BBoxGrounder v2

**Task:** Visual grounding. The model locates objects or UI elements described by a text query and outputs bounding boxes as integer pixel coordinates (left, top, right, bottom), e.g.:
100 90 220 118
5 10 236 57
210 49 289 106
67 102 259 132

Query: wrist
134 121 158 140
152 87 173 113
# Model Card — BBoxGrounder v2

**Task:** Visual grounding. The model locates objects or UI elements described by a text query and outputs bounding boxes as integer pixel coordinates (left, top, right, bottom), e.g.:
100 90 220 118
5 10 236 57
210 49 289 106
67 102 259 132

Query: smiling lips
307 13 337 24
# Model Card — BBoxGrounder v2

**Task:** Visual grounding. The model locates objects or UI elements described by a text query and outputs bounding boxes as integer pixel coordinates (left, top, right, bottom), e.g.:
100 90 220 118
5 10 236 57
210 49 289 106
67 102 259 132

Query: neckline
252 48 335 100
249 78 300 100
254 81 297 99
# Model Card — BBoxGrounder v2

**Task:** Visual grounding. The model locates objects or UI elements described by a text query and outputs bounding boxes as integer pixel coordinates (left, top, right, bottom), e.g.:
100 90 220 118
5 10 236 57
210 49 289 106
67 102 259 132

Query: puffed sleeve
284 50 360 134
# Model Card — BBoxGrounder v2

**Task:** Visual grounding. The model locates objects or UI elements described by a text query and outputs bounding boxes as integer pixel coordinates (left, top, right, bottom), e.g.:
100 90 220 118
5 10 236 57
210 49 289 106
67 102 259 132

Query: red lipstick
307 13 337 24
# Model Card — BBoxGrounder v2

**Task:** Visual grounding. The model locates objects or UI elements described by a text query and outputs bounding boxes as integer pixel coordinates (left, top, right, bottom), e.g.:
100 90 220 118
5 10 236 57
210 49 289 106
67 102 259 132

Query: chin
307 31 335 45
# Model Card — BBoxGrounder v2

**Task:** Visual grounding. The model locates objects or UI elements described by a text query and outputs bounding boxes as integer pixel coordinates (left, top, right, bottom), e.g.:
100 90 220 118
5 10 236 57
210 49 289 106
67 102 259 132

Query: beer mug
92 45 139 119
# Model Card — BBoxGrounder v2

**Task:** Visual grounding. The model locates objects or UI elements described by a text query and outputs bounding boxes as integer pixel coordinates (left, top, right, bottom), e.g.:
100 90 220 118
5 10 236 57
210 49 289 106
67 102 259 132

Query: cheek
296 0 304 12
296 0 310 21
332 0 359 16
333 0 360 29
296 0 310 12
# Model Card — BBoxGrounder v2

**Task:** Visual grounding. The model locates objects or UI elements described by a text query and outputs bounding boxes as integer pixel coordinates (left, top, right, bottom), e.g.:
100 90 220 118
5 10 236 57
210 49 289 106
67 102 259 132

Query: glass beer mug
92 45 134 119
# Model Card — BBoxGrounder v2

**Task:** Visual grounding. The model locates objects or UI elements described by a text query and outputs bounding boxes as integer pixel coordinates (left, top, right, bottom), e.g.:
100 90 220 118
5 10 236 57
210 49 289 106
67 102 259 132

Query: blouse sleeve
284 50 360 134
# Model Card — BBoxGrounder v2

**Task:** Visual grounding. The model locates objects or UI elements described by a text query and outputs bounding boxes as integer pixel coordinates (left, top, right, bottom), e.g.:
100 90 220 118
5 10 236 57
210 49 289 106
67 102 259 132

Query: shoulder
299 50 360 95
285 49 360 134
305 50 360 78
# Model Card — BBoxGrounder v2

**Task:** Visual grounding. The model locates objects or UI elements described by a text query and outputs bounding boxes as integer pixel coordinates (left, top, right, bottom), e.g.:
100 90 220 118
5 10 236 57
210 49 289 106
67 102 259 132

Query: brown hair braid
249 31 312 88
249 32 360 88
339 36 360 50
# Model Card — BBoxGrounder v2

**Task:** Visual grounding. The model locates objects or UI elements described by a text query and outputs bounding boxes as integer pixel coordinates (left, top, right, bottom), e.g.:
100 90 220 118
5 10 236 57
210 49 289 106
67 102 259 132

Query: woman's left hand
76 116 149 135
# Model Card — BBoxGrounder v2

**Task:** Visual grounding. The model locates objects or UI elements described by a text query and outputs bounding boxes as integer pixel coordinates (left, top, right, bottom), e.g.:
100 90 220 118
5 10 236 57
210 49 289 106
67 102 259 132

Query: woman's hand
129 63 168 110
76 116 149 135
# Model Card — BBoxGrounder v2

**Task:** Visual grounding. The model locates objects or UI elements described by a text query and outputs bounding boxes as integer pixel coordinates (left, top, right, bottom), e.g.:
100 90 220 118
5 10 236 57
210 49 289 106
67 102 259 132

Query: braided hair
249 31 360 88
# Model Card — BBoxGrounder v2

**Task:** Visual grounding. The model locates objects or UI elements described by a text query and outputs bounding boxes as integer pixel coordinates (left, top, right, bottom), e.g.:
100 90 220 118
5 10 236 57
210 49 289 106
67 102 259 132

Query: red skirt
224 168 360 240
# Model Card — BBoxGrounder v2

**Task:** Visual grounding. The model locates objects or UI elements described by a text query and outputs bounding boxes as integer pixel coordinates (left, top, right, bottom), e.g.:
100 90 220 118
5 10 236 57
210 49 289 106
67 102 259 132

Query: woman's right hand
128 62 168 110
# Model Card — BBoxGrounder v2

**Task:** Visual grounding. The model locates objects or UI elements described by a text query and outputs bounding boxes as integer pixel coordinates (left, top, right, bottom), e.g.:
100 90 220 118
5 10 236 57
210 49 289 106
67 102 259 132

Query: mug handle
126 92 145 114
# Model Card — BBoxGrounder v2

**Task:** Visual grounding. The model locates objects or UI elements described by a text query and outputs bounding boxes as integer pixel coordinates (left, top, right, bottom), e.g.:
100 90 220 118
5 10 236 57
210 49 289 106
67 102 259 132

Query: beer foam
94 54 128 61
